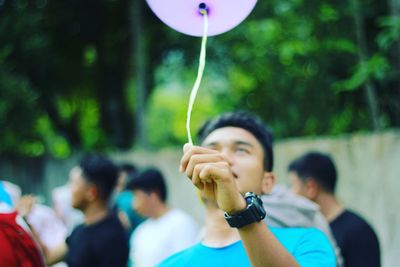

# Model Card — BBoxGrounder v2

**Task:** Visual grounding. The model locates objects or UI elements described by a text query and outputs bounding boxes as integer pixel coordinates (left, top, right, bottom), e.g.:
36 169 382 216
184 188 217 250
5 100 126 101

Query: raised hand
180 143 246 214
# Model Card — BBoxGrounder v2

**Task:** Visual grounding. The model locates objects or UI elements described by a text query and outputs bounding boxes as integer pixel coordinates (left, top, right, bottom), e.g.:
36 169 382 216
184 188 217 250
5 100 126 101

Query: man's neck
315 192 344 222
152 203 170 219
83 202 109 225
202 204 240 247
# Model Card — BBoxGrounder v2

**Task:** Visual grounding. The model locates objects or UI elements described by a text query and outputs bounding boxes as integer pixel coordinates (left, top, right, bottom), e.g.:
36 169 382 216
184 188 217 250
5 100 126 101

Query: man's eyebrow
234 140 253 147
203 141 218 147
203 140 254 147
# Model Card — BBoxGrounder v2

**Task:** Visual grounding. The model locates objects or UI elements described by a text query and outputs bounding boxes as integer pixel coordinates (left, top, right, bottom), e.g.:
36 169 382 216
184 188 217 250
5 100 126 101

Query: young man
159 111 336 267
288 151 381 267
113 163 144 235
52 168 84 233
45 154 129 267
127 167 198 267
261 184 344 267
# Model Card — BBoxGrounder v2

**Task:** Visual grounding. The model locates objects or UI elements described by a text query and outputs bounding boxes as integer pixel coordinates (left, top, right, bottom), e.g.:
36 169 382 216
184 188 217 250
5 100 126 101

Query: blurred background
0 0 399 266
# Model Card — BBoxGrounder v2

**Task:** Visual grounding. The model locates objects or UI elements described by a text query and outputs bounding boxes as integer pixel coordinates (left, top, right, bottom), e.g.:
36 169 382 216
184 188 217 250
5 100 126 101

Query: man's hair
288 151 337 194
118 162 137 174
126 167 167 202
197 111 274 172
79 153 119 201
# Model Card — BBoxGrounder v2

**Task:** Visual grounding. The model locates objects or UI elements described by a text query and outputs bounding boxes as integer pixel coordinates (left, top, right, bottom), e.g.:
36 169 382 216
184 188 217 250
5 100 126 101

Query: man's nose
220 149 234 166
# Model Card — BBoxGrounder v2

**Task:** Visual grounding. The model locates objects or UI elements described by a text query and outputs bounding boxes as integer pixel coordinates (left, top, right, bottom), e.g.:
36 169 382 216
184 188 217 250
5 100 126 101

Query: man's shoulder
271 226 324 239
167 209 194 221
70 213 125 241
332 210 376 234
343 210 371 224
271 227 336 266
271 227 331 249
157 243 201 266
158 209 197 230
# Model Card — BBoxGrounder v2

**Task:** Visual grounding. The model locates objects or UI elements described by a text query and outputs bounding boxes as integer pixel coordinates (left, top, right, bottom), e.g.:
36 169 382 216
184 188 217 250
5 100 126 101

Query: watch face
245 192 257 204
245 197 252 205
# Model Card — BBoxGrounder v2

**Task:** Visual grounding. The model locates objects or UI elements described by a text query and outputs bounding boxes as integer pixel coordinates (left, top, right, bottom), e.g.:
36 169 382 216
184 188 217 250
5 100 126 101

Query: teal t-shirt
115 191 144 232
0 182 13 207
158 227 336 267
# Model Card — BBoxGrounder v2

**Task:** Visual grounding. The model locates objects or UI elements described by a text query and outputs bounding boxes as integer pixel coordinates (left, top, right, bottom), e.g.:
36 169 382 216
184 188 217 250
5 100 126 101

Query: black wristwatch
224 192 266 228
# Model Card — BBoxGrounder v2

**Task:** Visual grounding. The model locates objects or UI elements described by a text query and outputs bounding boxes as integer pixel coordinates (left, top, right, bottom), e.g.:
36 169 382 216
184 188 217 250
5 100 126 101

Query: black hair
197 111 274 172
118 162 137 174
288 151 337 194
79 153 119 201
126 167 167 202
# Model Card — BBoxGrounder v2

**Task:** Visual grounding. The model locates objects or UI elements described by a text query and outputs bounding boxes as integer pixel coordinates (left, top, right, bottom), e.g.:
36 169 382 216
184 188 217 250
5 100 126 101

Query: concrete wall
1 129 399 266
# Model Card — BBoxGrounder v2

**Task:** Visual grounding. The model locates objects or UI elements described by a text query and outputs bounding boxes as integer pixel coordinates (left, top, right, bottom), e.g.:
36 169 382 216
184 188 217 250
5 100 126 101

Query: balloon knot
198 3 208 15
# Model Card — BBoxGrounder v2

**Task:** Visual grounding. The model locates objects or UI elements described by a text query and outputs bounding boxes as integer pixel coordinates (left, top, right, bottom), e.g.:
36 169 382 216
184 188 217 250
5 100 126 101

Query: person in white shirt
126 167 198 267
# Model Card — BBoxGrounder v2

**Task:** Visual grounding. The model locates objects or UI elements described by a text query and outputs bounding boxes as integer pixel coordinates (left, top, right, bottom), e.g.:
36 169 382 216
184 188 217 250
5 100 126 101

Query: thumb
183 143 192 153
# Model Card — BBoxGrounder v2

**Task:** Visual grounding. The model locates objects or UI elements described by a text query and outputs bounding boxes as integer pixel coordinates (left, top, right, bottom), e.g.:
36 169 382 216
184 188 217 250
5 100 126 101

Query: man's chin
71 202 82 210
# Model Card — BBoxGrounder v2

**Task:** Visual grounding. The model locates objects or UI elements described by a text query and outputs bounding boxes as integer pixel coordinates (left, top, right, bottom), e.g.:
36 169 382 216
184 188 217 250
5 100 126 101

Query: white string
186 11 208 145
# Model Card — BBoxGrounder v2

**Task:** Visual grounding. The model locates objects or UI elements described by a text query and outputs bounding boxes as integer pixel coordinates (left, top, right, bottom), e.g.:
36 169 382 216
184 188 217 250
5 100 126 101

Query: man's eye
236 147 249 153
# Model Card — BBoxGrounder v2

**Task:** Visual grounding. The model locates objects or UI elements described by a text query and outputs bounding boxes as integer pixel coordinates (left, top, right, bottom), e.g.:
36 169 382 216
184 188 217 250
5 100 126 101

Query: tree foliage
0 0 399 154
146 0 400 146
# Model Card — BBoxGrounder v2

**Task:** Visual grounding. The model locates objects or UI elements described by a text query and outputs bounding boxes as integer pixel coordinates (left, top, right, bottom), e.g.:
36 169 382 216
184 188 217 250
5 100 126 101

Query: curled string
186 9 208 145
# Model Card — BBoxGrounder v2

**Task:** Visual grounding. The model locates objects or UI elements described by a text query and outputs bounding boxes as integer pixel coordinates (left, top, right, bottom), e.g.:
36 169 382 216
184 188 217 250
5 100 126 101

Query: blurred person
113 163 144 235
159 111 335 266
127 167 198 267
288 151 381 267
2 180 68 267
52 167 85 233
262 184 343 267
0 181 45 267
2 180 21 206
116 163 137 193
0 180 13 207
42 153 129 267
17 195 68 267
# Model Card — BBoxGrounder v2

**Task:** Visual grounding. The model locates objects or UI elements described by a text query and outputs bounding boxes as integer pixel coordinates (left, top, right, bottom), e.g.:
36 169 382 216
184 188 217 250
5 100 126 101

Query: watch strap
224 192 266 228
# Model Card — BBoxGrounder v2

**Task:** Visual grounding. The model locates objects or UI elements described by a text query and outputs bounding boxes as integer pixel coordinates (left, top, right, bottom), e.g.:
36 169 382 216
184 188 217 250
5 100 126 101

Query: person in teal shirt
0 181 13 207
113 163 145 236
159 111 336 267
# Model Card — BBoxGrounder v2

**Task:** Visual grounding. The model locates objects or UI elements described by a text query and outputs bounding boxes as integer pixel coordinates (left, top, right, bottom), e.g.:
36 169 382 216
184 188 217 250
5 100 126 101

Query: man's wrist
224 192 266 228
224 194 247 215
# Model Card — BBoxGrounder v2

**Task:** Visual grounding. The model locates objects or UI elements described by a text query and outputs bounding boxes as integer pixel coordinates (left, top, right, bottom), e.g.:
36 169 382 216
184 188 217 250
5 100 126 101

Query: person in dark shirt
44 154 129 267
330 210 380 267
288 151 381 267
65 214 128 267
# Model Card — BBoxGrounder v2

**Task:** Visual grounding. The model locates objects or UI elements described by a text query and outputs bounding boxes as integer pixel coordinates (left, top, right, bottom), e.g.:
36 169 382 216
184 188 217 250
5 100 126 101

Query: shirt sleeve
293 229 336 267
343 225 381 267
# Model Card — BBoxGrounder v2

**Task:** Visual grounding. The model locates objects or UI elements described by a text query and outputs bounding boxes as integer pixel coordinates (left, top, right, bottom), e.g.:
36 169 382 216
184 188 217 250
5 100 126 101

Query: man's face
69 167 90 210
202 126 272 195
289 171 308 198
132 189 153 217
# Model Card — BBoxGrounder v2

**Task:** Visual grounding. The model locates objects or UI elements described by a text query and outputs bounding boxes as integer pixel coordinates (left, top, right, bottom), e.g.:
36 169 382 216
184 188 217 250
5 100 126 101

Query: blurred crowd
0 112 381 267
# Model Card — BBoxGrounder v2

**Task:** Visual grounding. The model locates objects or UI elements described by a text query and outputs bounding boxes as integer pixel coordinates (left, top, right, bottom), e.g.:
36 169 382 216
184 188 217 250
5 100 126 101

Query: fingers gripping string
186 6 208 145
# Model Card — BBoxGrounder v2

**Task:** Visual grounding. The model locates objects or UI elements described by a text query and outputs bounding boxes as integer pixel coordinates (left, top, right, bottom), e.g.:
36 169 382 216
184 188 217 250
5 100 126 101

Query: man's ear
305 179 319 200
86 184 99 202
261 172 276 194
